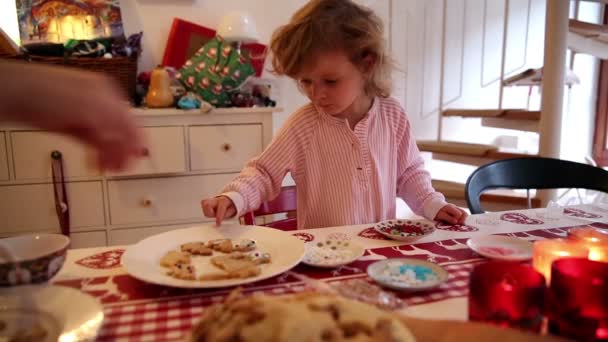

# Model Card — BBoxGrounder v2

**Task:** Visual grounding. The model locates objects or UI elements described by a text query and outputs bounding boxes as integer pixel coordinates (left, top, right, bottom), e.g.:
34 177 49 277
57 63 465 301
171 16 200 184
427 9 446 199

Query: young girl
202 0 467 229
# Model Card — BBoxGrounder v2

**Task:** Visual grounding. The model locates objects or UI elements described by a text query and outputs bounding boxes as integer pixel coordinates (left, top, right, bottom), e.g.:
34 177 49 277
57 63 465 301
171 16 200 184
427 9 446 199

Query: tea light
547 258 608 340
468 261 546 333
568 227 608 262
532 239 589 283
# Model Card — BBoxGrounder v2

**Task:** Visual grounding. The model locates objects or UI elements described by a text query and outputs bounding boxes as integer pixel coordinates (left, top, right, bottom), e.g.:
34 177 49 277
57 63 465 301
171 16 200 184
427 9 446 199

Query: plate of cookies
121 224 305 288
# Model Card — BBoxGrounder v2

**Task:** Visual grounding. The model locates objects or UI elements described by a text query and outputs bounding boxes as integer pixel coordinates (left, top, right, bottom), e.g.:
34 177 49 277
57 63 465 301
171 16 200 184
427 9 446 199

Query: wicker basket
0 53 138 100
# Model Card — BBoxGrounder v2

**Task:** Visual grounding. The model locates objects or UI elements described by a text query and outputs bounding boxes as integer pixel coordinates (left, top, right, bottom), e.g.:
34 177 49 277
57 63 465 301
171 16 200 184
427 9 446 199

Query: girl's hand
201 196 237 226
434 204 468 225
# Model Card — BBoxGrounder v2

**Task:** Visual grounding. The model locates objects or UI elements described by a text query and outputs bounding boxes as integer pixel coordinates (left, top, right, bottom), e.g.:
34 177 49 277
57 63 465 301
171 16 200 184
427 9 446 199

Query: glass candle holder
547 258 608 341
532 239 589 283
468 261 546 333
568 227 608 262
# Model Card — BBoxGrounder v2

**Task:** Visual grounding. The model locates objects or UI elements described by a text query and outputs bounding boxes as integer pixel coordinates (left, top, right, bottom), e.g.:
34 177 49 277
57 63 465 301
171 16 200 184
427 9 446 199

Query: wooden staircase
420 0 603 211
417 140 536 166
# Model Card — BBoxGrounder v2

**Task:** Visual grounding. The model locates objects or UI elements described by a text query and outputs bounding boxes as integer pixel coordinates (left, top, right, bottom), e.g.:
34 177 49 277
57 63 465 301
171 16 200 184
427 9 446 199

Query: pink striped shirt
222 97 447 229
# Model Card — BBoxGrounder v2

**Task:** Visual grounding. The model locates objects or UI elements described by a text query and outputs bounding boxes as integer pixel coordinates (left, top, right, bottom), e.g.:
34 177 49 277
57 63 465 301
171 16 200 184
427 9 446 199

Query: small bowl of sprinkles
367 258 449 291
373 219 435 242
302 239 365 268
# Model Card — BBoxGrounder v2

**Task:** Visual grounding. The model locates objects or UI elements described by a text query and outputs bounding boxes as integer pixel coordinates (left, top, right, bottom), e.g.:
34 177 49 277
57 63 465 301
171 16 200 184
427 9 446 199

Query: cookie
207 239 234 253
167 263 196 280
211 253 259 274
160 251 191 268
234 239 257 252
181 242 213 256
190 291 416 342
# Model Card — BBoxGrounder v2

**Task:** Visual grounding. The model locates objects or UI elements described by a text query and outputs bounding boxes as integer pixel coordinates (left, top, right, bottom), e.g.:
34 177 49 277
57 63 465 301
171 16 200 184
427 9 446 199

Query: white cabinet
11 131 99 180
106 126 187 176
0 181 105 234
108 173 236 225
0 107 276 246
189 124 263 172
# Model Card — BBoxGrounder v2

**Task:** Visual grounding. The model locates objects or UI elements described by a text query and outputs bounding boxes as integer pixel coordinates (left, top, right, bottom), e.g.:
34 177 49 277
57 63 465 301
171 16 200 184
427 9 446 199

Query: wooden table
54 204 607 341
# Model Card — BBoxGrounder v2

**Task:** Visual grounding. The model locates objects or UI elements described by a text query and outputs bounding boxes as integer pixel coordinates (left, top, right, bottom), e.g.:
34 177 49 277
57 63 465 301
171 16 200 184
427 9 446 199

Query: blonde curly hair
269 0 393 97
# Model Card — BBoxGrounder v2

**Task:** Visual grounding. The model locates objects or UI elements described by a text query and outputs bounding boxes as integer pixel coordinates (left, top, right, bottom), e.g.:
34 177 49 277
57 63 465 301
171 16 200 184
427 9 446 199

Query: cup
547 258 608 341
468 261 546 333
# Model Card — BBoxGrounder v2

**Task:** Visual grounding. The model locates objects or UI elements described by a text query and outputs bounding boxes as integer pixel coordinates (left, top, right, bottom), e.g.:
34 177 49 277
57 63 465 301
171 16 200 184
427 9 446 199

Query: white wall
1 0 601 164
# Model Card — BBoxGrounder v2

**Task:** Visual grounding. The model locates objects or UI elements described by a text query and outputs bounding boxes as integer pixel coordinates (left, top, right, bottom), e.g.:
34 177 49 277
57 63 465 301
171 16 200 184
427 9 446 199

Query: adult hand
0 61 144 170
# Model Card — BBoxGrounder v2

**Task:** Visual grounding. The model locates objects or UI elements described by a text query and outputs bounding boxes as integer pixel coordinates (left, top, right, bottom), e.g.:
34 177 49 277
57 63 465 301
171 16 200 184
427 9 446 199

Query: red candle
568 227 608 262
547 258 608 341
469 261 546 333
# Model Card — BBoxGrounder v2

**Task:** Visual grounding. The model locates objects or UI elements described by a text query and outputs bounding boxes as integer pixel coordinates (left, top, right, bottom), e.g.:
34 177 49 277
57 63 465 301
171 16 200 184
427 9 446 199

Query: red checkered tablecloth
52 205 608 341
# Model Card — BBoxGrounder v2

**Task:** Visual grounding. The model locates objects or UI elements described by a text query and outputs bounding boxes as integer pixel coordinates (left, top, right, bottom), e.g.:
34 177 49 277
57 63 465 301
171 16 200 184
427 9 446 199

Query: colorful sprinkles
367 258 448 290
373 219 435 241
375 261 439 286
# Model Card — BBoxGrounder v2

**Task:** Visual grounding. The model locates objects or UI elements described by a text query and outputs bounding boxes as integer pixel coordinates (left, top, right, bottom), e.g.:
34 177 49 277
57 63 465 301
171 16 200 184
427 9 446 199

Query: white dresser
0 107 277 248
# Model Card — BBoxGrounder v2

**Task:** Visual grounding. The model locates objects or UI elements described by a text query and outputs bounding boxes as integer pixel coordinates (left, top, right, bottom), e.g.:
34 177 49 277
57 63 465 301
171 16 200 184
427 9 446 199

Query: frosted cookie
234 239 257 252
181 242 213 256
167 263 196 280
160 250 191 268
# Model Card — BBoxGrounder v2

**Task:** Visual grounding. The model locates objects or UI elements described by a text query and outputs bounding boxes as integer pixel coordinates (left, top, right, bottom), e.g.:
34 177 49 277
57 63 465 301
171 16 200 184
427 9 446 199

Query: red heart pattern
292 232 315 242
500 213 544 225
435 222 479 232
564 208 602 219
357 227 391 240
76 249 125 269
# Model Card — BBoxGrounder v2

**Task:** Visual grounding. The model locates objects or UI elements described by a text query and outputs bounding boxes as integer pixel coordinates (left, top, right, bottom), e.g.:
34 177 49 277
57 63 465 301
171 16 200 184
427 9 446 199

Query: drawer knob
141 198 153 207
222 143 232 152
141 147 150 157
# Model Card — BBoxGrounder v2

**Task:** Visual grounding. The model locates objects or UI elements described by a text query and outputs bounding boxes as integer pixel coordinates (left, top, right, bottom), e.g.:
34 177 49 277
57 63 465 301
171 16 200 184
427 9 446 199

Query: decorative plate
367 258 448 291
122 224 305 288
466 235 534 261
0 285 104 342
373 219 435 242
301 239 365 268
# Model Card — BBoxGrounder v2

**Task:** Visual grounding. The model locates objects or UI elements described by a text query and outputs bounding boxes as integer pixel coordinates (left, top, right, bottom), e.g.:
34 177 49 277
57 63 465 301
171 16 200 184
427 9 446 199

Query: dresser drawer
0 133 8 180
108 173 236 225
189 124 263 172
70 231 107 248
107 126 186 176
11 131 99 180
0 181 105 234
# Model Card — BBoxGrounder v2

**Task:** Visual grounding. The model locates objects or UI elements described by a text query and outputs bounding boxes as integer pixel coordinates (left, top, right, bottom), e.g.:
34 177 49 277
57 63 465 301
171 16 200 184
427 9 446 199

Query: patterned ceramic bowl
0 234 70 286
373 219 435 242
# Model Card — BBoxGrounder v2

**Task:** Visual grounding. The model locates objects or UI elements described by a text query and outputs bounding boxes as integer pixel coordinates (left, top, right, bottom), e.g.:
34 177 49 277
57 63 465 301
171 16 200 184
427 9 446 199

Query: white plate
373 219 435 242
0 285 103 342
466 235 534 261
302 239 365 268
367 258 448 291
122 224 305 288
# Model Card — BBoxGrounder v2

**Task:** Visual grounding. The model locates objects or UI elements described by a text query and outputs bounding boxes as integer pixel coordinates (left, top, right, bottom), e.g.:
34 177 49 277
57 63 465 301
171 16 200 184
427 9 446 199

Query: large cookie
190 291 416 341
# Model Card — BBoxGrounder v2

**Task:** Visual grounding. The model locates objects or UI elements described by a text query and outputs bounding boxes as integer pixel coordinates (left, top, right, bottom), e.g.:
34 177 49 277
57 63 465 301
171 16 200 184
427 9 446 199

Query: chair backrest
242 186 297 229
465 157 608 214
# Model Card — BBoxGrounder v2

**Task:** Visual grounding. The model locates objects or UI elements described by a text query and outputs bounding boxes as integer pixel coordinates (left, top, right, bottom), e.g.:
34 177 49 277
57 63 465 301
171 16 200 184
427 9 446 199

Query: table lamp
216 11 260 54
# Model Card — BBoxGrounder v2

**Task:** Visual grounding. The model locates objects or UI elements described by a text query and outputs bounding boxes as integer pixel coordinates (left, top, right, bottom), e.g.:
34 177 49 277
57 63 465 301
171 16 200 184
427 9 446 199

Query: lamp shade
216 12 259 43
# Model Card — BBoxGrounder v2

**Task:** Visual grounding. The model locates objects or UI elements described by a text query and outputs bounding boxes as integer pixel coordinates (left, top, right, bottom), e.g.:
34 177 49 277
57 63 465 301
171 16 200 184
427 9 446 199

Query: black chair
465 157 608 214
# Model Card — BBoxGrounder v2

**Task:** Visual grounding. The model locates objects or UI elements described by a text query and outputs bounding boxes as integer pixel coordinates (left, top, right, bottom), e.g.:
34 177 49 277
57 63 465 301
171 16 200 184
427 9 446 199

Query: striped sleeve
220 106 314 216
392 104 447 220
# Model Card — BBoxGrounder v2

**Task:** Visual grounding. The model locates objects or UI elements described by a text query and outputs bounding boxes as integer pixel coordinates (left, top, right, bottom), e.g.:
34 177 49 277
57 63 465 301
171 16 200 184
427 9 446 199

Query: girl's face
296 50 368 116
